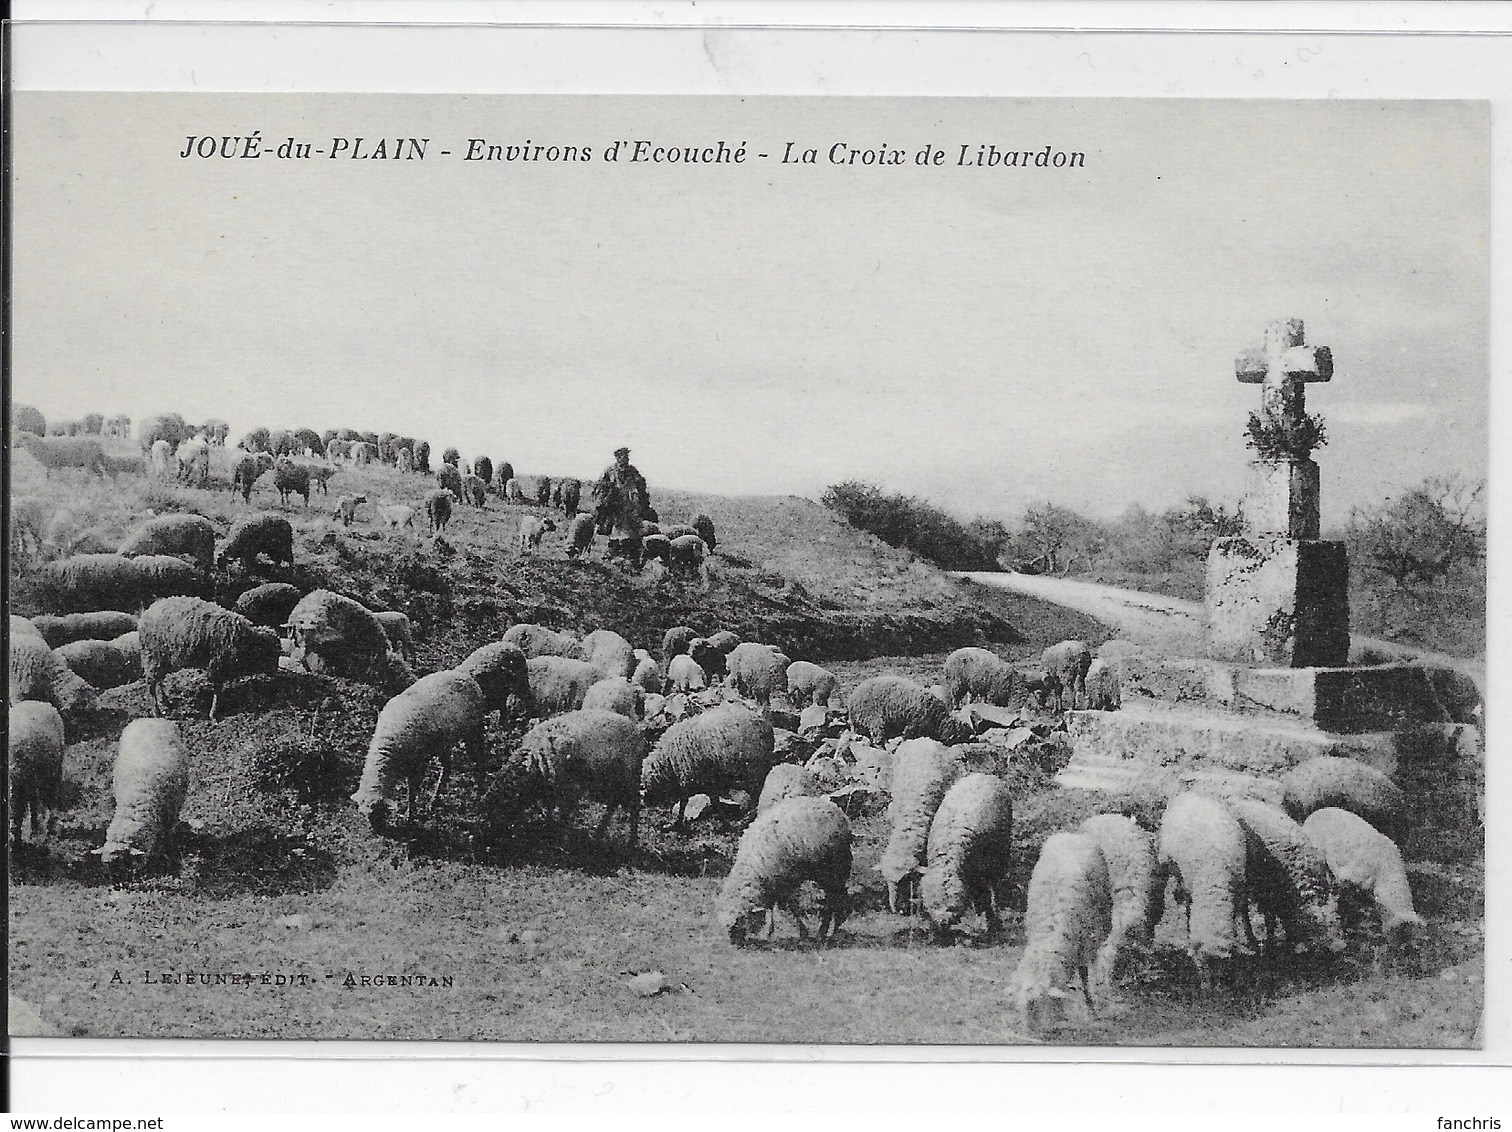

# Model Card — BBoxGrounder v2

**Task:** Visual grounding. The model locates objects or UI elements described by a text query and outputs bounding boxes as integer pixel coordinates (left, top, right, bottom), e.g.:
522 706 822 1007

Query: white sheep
1301 808 1424 957
1157 791 1248 987
1079 813 1162 991
878 738 965 914
505 708 646 847
581 676 644 721
15 433 109 477
332 493 368 526
379 504 417 532
36 553 200 613
715 797 853 945
373 610 417 663
665 653 708 694
846 674 958 744
503 623 582 659
785 660 838 709
96 718 190 866
10 614 45 644
30 611 139 648
1225 795 1343 956
9 635 99 719
1041 639 1093 711
456 641 534 723
174 435 211 486
138 596 283 721
630 650 663 695
1008 831 1113 1027
525 655 602 717
150 438 172 478
1083 658 1122 712
726 642 792 706
580 628 636 681
941 647 1024 708
9 701 66 847
1280 755 1407 844
757 763 819 815
642 703 776 829
919 772 1015 935
55 636 142 690
517 515 557 555
667 534 708 582
117 513 217 572
351 670 488 831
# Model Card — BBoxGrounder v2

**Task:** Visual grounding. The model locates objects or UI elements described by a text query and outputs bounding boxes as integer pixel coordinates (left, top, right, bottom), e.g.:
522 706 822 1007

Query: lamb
456 641 534 723
1280 755 1407 844
1225 795 1343 955
1083 658 1122 711
1157 791 1249 986
1008 831 1113 1027
9 702 66 847
689 639 727 682
785 660 839 709
15 433 108 477
463 475 487 507
942 647 1025 708
724 643 792 706
757 763 820 815
232 451 275 503
691 513 716 552
1079 813 1162 990
30 611 139 648
217 513 295 573
118 513 217 572
666 653 708 694
582 676 645 721
667 534 708 580
373 610 417 663
517 515 557 555
232 582 303 629
1301 808 1424 955
1042 639 1093 711
36 554 201 613
580 629 636 681
436 463 463 502
505 708 646 847
918 773 1015 935
715 797 853 945
55 636 143 689
525 655 602 717
95 718 190 865
565 514 596 558
846 674 957 744
661 625 697 662
332 494 368 526
423 490 453 534
879 738 966 913
273 457 311 507
642 703 776 828
630 650 663 695
379 504 417 532
9 635 100 719
502 623 581 659
285 590 414 692
351 670 487 832
138 596 282 720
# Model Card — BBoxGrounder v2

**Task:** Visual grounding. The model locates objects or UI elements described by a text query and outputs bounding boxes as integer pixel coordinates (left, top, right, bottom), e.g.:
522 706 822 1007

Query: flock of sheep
9 407 1430 1032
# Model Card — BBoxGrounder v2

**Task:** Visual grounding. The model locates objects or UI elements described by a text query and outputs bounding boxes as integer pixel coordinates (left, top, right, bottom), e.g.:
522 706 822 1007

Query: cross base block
1205 535 1349 667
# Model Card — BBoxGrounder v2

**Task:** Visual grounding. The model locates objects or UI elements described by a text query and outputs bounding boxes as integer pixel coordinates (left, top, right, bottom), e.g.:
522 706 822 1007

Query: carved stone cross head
1235 318 1332 436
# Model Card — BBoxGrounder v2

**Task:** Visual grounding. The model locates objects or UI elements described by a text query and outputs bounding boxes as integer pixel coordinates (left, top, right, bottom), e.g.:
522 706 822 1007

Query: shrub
821 481 1004 570
14 404 46 436
240 427 272 454
81 413 105 435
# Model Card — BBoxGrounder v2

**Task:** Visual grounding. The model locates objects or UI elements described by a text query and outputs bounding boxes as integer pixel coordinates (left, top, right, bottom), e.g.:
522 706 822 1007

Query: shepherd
593 446 654 564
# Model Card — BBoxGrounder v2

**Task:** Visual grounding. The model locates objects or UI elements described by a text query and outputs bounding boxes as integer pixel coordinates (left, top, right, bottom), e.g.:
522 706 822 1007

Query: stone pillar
1245 458 1320 541
1206 535 1349 668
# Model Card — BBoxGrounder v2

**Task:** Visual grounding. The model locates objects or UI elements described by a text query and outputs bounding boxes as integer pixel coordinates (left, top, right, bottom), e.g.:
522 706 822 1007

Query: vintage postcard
8 86 1487 1054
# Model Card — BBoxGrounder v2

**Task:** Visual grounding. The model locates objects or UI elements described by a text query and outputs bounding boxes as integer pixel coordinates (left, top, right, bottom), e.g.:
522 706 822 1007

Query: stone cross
1235 317 1333 448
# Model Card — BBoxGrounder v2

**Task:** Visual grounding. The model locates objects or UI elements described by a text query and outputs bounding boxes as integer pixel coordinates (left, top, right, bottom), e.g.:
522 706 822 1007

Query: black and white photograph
6 47 1491 1058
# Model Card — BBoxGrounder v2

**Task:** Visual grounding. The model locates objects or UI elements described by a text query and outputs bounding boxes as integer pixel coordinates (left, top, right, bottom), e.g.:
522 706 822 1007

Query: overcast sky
11 95 1488 527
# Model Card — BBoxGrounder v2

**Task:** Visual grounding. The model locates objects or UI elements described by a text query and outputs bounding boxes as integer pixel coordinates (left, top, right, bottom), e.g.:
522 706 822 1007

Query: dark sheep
139 596 282 721
217 514 296 574
424 489 453 534
232 582 304 629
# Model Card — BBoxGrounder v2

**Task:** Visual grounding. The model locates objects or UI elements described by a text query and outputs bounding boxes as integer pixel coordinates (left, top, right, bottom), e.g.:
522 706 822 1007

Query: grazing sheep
580 629 636 681
517 515 557 555
726 642 792 706
457 641 534 724
565 514 596 558
667 534 708 580
1157 792 1249 986
351 671 487 831
757 763 820 815
9 701 66 847
706 629 743 652
786 660 839 709
10 614 46 644
581 676 645 721
1009 831 1113 1027
879 738 966 914
525 655 602 717
642 703 776 829
232 451 276 503
217 514 295 573
174 435 211 486
640 534 671 566
1225 795 1343 955
273 457 311 507
290 457 337 495
503 478 524 504
666 653 708 694
9 635 100 719
137 413 192 456
691 513 716 552
502 623 582 660
661 524 697 541
285 590 414 692
507 708 646 846
462 475 487 507
1301 808 1423 954
30 611 139 648
1042 640 1093 711
1080 813 1162 990
55 636 142 690
332 494 368 526
15 433 109 477
689 639 728 683
132 556 206 605
95 718 190 865
379 504 417 532
847 675 957 744
138 596 282 720
373 610 417 663
150 439 173 478
716 797 853 944
423 490 453 534
1280 756 1407 844
630 651 662 695
36 554 200 613
918 773 1015 935
231 582 303 629
437 463 464 502
395 447 413 474
1084 658 1121 711
942 647 1024 709
118 513 217 572
662 626 697 662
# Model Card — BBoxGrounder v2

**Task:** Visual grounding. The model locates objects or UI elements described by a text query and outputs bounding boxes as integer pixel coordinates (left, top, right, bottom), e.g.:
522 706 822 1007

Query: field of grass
7 450 1484 1047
